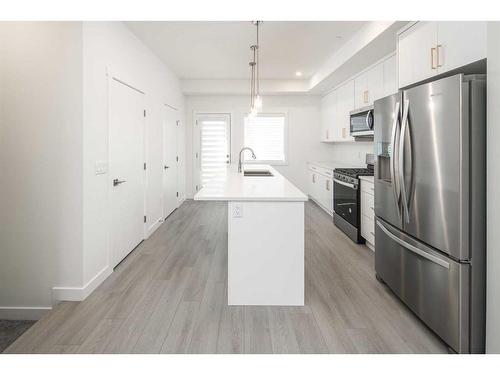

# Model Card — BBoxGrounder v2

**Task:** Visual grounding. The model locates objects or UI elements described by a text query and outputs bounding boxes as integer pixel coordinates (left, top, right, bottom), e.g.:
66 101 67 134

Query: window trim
243 111 289 166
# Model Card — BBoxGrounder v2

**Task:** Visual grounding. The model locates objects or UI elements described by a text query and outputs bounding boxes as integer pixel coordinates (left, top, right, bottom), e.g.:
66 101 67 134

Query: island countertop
194 164 308 202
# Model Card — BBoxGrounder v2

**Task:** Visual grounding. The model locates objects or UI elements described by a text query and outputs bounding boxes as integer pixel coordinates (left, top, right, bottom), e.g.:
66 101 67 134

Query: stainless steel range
333 157 374 243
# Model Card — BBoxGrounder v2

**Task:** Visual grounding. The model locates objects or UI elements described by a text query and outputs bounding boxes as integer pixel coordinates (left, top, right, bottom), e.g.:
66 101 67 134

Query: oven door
333 178 358 227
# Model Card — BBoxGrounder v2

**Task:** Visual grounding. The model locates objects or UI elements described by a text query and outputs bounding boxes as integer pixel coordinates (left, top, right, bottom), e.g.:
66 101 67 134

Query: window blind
244 114 286 163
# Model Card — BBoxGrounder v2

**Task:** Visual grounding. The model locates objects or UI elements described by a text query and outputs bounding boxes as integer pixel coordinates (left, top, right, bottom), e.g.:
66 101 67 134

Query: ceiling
126 21 367 80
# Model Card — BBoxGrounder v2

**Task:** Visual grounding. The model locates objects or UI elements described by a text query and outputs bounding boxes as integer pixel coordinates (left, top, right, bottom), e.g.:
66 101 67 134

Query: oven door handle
333 178 357 189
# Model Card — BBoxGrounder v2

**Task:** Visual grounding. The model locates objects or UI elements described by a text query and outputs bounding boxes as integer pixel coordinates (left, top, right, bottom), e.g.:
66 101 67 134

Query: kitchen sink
243 170 273 177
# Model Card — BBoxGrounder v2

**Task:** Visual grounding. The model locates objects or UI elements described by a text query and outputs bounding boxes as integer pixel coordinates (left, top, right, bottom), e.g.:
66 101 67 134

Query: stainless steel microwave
350 106 374 137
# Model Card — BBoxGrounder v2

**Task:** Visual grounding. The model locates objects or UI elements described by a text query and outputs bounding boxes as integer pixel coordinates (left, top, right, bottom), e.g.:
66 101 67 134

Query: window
243 113 287 164
197 113 231 187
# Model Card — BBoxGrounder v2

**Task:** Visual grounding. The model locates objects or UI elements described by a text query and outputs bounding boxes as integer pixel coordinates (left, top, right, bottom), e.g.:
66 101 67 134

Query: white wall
0 21 186 315
0 22 83 317
486 21 500 354
185 95 373 198
81 21 185 287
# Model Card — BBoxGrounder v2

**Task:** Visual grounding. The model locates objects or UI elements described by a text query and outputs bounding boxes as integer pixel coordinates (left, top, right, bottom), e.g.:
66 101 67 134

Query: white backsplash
326 142 374 166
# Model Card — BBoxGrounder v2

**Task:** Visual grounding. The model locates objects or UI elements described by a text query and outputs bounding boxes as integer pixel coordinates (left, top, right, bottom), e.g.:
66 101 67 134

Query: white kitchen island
194 165 308 306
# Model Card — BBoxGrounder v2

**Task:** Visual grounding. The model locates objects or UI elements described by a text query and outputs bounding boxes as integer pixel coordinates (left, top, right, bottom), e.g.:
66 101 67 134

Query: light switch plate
95 161 108 175
232 203 243 218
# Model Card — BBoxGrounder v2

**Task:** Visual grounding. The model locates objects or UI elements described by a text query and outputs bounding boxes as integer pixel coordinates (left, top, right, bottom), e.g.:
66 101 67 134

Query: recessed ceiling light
295 71 303 77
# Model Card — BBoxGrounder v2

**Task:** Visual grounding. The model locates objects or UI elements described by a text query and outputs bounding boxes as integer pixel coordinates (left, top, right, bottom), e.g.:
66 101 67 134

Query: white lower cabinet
360 178 375 250
308 165 333 215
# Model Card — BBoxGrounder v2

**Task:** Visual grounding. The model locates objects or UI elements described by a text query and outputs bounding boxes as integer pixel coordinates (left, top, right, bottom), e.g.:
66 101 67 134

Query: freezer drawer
375 218 470 353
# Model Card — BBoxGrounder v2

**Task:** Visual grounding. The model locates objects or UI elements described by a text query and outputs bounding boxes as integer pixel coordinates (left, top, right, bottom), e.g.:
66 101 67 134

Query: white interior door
163 105 178 218
109 78 145 268
196 113 231 190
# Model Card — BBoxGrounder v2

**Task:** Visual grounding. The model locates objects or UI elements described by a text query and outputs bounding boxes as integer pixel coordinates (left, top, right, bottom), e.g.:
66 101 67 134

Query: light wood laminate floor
5 200 448 354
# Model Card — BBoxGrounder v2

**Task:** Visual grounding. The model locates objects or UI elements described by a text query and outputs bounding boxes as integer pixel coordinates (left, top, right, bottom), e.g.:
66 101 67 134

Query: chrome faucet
238 147 256 173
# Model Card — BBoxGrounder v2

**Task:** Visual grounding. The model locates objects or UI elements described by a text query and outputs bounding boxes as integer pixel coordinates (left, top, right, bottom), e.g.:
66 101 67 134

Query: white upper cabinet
436 22 486 73
398 21 438 88
398 21 486 88
382 54 398 97
335 80 355 141
320 89 336 142
354 63 384 109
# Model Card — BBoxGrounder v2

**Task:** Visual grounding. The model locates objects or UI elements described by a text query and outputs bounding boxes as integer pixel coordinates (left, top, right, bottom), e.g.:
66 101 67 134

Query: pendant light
249 21 262 117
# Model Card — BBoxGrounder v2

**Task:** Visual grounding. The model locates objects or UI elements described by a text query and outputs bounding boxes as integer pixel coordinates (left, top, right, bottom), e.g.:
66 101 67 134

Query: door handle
113 178 126 186
164 165 169 170
399 98 411 223
390 101 401 219
333 178 357 189
376 220 450 269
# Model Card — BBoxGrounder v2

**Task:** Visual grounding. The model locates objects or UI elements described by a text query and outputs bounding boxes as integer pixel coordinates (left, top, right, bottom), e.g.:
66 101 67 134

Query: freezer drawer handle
376 221 450 269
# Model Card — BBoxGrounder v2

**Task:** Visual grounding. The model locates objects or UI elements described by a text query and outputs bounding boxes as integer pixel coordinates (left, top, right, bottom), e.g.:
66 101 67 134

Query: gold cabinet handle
431 47 438 70
326 180 330 191
437 44 443 67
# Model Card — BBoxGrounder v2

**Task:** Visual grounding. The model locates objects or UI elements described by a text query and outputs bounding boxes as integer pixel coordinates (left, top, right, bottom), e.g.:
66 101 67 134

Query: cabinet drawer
361 180 374 196
361 191 375 218
361 214 375 245
308 164 333 178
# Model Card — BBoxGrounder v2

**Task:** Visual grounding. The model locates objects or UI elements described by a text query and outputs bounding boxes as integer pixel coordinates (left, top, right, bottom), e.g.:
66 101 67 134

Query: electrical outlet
232 203 243 218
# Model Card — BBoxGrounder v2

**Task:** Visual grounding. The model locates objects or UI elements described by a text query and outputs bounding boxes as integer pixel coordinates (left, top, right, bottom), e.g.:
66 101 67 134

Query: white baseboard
52 266 112 302
0 306 51 320
145 218 163 239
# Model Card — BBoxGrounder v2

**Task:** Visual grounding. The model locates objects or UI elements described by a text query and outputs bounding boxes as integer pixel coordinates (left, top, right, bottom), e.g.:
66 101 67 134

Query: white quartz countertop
359 175 374 183
194 164 308 202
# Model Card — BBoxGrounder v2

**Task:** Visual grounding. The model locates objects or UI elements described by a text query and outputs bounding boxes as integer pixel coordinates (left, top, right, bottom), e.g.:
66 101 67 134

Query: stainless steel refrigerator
373 74 486 353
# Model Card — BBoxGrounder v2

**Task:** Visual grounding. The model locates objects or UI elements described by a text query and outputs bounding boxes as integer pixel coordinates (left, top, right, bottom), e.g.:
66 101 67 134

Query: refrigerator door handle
376 220 450 269
390 100 401 218
399 98 411 223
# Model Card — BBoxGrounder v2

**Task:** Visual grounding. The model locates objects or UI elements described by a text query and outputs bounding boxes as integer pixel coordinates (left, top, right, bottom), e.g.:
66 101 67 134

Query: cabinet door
398 22 438 88
365 63 384 104
325 177 334 214
308 169 316 200
354 71 368 109
383 55 398 97
436 22 486 73
336 80 355 141
355 64 384 108
320 90 336 141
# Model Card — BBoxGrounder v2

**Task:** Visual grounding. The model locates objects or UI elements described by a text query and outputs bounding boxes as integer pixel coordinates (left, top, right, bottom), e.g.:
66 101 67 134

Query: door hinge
176 192 179 197
195 120 198 126
176 156 179 162
196 185 199 191
143 162 147 170
195 152 198 159
143 109 146 117
144 215 147 223
176 120 180 126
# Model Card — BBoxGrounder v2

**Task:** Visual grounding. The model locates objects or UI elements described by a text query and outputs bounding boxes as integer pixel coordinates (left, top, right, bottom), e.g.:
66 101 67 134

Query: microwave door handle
399 98 410 223
390 101 401 218
365 110 372 129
